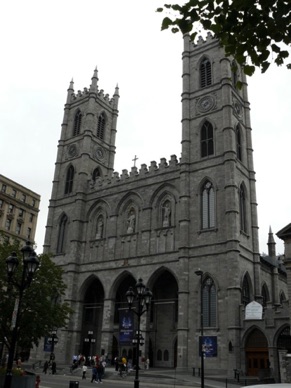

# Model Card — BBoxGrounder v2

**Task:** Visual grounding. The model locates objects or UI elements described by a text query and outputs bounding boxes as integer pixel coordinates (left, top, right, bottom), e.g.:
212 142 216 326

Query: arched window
164 350 169 361
202 276 217 327
65 165 74 194
280 291 286 305
242 276 251 305
261 284 269 308
157 349 162 361
92 168 101 181
57 214 68 254
201 121 214 157
200 58 212 88
73 110 82 136
97 112 106 140
239 184 247 232
236 125 242 161
201 181 215 229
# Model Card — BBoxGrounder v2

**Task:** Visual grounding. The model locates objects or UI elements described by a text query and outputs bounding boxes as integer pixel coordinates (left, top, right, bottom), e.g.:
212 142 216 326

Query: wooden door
246 349 269 376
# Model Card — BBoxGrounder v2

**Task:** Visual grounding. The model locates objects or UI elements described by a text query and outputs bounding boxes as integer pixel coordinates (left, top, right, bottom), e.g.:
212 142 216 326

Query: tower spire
66 78 74 103
268 226 276 258
90 67 98 92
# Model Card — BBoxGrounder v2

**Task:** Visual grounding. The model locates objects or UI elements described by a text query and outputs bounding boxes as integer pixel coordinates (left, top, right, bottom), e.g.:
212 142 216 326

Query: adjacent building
0 174 40 245
33 34 291 382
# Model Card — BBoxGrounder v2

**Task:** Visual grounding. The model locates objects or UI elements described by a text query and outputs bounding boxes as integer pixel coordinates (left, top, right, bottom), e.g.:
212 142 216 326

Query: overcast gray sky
1 1 290 255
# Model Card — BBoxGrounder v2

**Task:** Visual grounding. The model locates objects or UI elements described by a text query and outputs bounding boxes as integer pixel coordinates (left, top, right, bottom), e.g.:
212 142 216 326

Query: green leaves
157 0 291 76
0 241 72 351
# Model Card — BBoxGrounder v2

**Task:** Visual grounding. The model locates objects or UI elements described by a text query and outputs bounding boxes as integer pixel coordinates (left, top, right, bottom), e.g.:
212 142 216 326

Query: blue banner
119 310 134 345
199 336 217 357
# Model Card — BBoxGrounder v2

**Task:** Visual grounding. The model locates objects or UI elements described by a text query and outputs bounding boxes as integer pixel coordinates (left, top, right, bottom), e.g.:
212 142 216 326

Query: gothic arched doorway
81 278 104 358
245 328 269 377
150 270 178 368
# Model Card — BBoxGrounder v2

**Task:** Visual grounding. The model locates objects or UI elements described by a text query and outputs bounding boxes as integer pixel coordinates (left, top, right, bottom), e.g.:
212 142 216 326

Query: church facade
36 34 291 380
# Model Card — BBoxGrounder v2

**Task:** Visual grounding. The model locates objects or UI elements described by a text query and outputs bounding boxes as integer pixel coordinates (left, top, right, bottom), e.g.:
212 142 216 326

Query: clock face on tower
198 95 215 113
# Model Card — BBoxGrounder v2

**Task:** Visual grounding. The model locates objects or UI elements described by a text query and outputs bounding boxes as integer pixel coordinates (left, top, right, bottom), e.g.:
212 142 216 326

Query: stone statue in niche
162 201 171 227
96 216 104 239
127 209 136 234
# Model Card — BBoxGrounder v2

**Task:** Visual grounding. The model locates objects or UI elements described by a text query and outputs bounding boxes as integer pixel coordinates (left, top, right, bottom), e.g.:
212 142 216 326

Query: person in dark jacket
96 361 104 383
91 365 97 383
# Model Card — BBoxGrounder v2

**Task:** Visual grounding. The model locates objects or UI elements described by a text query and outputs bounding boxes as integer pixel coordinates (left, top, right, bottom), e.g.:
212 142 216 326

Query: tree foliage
157 0 291 76
0 238 72 351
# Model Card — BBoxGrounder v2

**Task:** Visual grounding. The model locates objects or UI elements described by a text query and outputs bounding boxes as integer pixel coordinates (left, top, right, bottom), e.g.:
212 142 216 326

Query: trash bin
69 381 79 388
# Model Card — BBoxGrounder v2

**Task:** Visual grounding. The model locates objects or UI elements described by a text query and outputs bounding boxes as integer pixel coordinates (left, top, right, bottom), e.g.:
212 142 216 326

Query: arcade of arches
244 327 291 378
81 270 178 368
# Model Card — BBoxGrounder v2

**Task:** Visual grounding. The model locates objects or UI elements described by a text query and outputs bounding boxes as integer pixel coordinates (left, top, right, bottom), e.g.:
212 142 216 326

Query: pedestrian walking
82 364 87 379
51 361 57 375
43 360 49 374
146 358 150 370
91 365 97 383
96 361 104 383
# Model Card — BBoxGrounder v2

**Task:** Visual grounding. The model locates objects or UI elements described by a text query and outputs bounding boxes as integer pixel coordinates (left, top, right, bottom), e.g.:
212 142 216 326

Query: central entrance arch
245 328 269 377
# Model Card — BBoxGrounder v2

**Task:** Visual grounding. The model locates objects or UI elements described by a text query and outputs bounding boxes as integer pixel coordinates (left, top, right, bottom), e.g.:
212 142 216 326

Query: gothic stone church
35 34 291 380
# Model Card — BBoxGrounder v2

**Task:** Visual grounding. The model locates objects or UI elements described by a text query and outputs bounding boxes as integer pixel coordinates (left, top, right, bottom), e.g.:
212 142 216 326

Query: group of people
76 354 106 383
114 355 150 376
42 359 57 374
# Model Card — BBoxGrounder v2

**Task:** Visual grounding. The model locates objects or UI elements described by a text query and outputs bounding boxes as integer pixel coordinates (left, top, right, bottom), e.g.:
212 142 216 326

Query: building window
157 350 162 361
5 219 12 231
97 112 106 140
32 199 36 207
201 181 215 229
64 165 74 194
242 276 251 305
12 189 17 198
0 199 3 208
73 110 82 136
262 284 269 308
29 213 34 223
27 227 32 240
92 168 101 181
57 214 68 254
202 276 217 327
201 121 214 158
8 204 14 214
200 58 212 88
21 193 26 203
16 222 22 235
19 208 25 218
236 125 242 161
164 350 169 361
2 184 7 193
239 184 247 233
280 291 286 305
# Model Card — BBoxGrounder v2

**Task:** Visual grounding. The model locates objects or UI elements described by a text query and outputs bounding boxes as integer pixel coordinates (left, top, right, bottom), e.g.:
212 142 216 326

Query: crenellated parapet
70 86 116 105
89 154 179 190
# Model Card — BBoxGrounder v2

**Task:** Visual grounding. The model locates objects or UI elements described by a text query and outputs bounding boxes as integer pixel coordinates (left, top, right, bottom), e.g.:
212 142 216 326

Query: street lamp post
47 329 58 361
195 269 204 388
126 278 152 388
4 241 39 388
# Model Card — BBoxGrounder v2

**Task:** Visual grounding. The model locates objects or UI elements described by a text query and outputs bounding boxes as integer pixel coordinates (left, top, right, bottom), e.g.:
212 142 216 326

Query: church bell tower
44 68 119 254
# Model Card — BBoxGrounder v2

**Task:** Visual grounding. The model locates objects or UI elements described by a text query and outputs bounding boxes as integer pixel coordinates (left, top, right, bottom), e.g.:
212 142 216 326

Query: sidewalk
27 361 249 388
66 365 245 388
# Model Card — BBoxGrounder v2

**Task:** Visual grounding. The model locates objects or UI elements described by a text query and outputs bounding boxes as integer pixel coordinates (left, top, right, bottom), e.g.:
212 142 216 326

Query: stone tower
44 68 119 255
